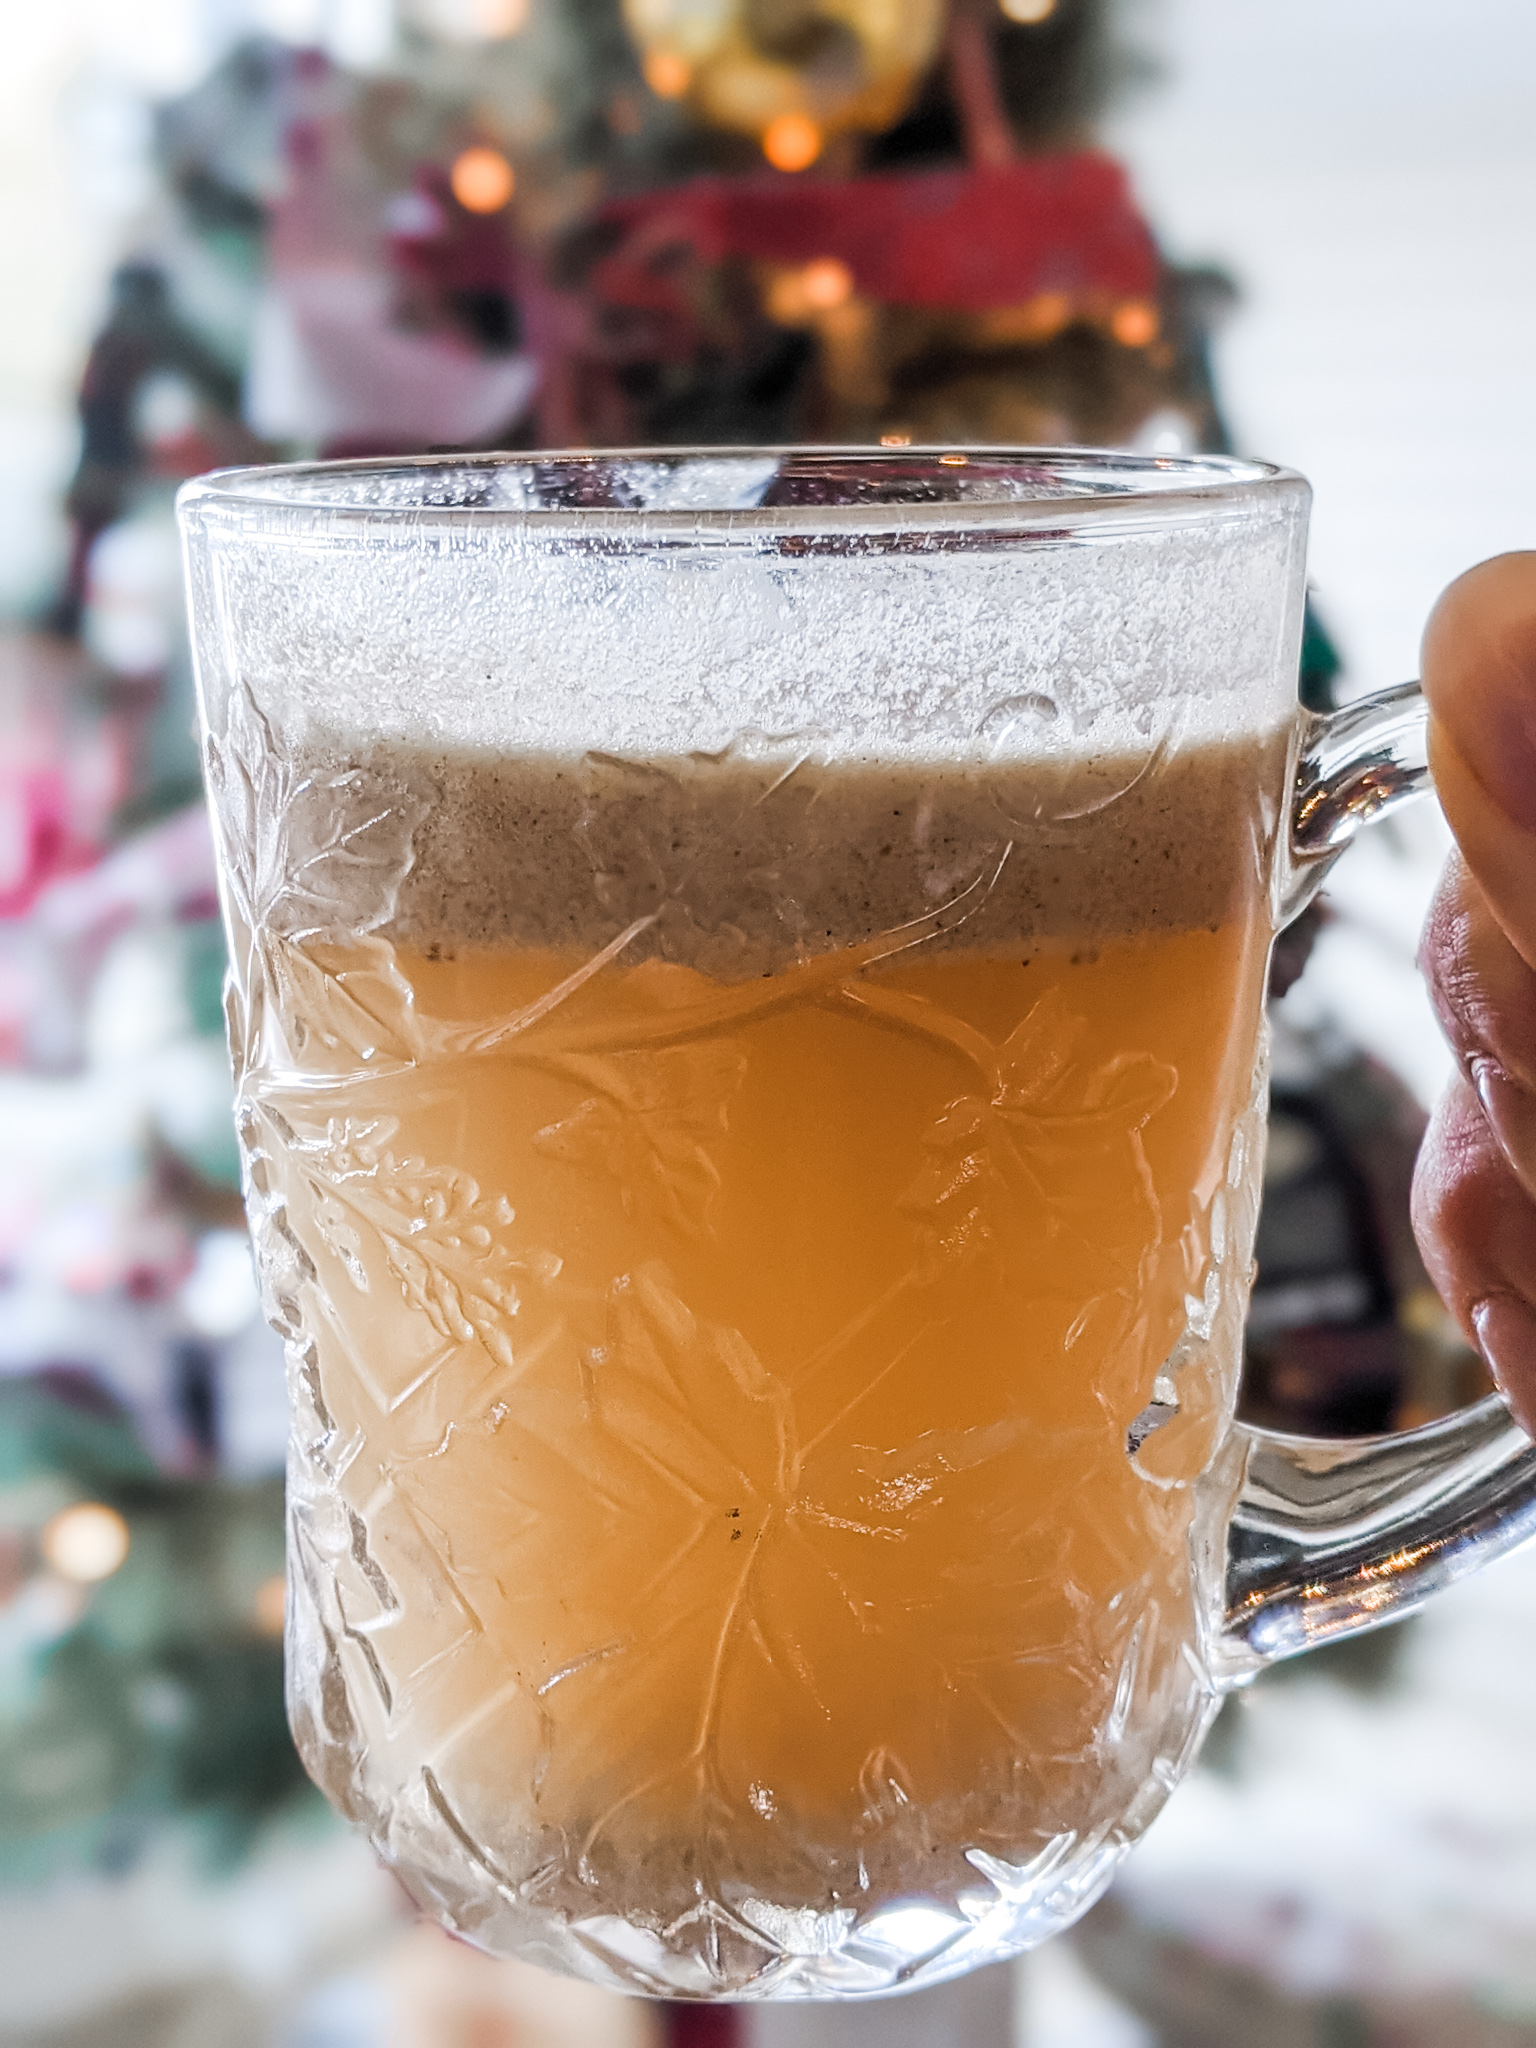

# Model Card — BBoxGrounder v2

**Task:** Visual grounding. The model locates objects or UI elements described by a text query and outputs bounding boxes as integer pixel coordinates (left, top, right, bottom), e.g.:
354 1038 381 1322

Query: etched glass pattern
186 450 1310 1997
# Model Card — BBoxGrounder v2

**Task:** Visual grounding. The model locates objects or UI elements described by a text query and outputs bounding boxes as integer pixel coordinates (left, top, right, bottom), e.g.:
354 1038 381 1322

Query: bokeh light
450 145 516 214
998 0 1056 20
416 0 530 38
253 1573 287 1637
762 113 823 172
1111 299 1159 347
765 257 856 324
41 1502 130 1584
642 49 691 99
801 256 854 309
477 0 530 32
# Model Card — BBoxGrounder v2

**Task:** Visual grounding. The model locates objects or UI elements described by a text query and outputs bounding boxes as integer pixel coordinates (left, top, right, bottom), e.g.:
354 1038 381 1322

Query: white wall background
1106 0 1536 703
1101 0 1536 1106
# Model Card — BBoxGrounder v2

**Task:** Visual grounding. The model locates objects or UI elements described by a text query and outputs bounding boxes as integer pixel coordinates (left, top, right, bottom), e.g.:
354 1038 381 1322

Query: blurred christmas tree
0 1373 305 1884
1 0 1482 1894
67 0 1233 468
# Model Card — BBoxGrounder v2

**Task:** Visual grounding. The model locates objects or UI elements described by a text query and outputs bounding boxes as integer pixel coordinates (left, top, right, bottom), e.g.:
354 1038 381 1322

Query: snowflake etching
361 1237 1174 1901
205 680 427 1072
533 1041 749 1237
848 981 1179 1282
256 922 1212 1969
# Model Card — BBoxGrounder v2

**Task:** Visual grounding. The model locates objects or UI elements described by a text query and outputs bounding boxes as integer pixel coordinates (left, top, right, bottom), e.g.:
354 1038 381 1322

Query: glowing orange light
763 113 823 173
801 256 853 310
254 1574 287 1637
450 145 516 214
978 291 1073 346
764 272 804 325
939 452 969 466
999 0 1056 19
1111 300 1159 347
643 49 692 98
763 253 858 331
1020 289 1071 339
880 432 912 446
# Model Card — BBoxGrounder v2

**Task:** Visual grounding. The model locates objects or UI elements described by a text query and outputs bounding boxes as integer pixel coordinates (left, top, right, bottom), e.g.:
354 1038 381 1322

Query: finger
1421 552 1536 972
1412 1072 1536 1434
1420 853 1536 1201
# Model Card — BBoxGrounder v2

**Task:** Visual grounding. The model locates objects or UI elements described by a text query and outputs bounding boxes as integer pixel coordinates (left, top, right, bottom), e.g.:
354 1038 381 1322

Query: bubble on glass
976 693 1062 754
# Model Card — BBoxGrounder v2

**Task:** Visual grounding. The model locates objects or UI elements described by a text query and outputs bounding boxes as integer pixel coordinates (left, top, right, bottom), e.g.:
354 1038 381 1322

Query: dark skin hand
1413 553 1536 1433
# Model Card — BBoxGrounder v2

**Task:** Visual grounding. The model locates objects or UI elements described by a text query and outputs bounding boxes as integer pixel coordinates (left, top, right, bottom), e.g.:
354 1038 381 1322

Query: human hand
1413 554 1536 1432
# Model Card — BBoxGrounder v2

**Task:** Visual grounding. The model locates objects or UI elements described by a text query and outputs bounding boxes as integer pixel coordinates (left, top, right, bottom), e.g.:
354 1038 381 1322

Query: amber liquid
273 910 1270 1903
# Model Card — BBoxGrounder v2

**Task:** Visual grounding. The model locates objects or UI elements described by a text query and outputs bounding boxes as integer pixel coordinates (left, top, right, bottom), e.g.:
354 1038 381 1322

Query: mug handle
1217 680 1536 1682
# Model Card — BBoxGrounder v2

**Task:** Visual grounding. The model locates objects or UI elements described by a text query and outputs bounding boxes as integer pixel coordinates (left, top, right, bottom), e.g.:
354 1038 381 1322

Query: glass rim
177 444 1306 536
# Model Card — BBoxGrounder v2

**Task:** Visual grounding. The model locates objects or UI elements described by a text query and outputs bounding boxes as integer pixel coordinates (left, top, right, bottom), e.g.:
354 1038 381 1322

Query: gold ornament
624 0 946 158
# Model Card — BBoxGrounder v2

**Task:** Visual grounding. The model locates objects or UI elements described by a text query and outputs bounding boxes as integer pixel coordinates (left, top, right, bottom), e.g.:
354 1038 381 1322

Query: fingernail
1472 1059 1536 1201
1473 1294 1536 1417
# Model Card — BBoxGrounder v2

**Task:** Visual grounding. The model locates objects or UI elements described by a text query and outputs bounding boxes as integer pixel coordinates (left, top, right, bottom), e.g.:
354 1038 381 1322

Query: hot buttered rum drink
244 729 1281 1971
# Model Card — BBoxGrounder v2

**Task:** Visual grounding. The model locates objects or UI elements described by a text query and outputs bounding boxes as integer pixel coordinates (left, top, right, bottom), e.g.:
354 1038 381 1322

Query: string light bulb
801 257 853 309
41 1502 130 1584
418 0 529 37
450 145 516 214
643 49 691 97
254 1574 287 1637
762 113 823 172
1111 300 1159 347
475 0 530 32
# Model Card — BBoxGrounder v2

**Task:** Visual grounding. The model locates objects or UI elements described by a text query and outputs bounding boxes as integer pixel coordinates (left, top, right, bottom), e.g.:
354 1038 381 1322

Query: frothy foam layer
289 730 1291 969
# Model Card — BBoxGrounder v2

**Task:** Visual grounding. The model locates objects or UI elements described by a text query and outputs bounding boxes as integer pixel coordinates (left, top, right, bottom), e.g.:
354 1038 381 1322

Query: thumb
1422 552 1536 971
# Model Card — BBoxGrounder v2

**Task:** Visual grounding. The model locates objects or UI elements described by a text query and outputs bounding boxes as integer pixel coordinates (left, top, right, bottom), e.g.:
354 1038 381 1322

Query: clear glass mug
178 449 1536 2001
